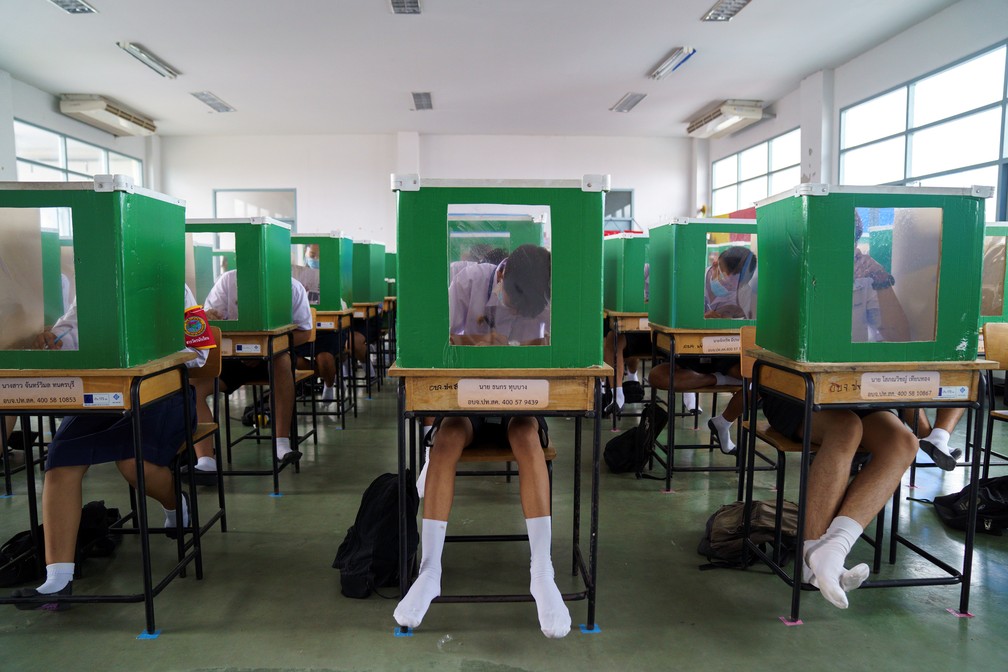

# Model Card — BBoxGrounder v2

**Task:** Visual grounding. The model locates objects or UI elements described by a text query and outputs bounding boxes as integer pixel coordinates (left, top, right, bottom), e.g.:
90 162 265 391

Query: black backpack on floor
333 471 419 598
931 475 1008 535
604 402 668 475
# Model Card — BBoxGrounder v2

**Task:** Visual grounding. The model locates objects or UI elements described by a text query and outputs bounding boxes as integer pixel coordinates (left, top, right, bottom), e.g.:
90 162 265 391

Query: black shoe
5 430 39 451
12 583 72 611
278 450 302 469
919 440 960 471
182 465 218 487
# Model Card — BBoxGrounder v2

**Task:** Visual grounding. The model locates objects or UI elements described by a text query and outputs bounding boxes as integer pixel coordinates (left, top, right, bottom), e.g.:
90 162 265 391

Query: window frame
13 119 144 186
710 128 801 216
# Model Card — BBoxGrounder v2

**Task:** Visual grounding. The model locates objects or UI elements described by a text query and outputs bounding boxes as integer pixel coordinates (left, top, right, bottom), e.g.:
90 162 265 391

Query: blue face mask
709 278 730 298
305 258 320 270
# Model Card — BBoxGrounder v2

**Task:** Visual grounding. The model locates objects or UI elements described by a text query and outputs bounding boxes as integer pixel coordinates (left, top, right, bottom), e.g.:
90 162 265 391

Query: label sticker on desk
353 311 365 318
860 371 939 400
938 385 969 400
457 379 549 409
83 391 123 407
638 318 651 330
702 335 741 354
316 321 335 329
0 377 84 407
220 338 233 356
234 343 262 354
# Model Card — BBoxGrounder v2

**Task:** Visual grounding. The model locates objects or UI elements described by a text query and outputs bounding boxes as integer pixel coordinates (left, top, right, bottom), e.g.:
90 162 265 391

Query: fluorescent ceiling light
390 0 421 14
47 0 97 14
191 91 235 113
687 100 766 138
648 47 696 80
59 94 156 136
411 92 433 111
610 92 647 113
701 0 753 22
116 41 181 79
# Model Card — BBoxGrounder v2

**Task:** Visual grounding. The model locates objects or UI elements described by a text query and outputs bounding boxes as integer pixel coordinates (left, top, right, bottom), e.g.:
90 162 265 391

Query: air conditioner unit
687 100 765 139
59 94 156 136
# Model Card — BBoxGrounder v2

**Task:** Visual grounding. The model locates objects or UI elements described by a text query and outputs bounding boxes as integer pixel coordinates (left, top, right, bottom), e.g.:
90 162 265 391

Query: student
759 212 916 609
704 246 757 320
395 244 570 639
602 329 648 414
292 244 345 402
10 286 208 609
648 360 743 454
192 270 313 480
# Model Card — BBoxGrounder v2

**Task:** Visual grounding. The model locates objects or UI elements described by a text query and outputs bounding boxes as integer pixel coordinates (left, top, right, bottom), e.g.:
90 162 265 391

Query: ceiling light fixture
47 0 97 14
411 92 433 111
648 46 696 80
116 41 181 79
610 92 647 113
701 0 753 22
687 100 767 138
191 91 235 113
390 0 421 14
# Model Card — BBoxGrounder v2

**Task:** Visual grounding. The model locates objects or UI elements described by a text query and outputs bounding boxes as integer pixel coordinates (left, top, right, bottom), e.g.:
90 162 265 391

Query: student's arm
855 251 910 342
33 301 78 350
290 278 313 348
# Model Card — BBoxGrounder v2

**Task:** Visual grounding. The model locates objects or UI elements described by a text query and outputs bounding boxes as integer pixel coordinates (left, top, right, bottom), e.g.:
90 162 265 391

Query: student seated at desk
901 407 964 471
10 286 208 609
602 330 648 414
760 214 915 609
394 244 570 639
192 270 313 480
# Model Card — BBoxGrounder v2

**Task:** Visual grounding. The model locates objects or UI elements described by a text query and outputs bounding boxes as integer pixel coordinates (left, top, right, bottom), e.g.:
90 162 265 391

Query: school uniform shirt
203 270 313 331
851 277 882 342
448 261 549 344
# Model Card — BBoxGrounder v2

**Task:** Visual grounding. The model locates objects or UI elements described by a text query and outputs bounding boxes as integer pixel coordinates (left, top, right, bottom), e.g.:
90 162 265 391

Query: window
13 120 143 185
840 43 1008 221
711 129 800 216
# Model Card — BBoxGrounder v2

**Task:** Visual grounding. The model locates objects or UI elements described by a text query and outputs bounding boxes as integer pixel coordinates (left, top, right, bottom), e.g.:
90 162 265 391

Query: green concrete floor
2 381 1007 672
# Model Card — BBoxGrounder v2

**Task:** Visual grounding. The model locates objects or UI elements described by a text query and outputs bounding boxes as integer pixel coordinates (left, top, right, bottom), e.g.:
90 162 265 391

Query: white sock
416 444 431 498
625 370 638 382
614 387 625 408
526 516 571 639
802 516 870 609
682 392 698 411
714 372 744 387
322 384 336 401
923 428 953 456
195 456 216 472
275 437 292 460
342 361 351 378
394 519 446 628
36 562 74 594
710 414 736 455
163 494 190 529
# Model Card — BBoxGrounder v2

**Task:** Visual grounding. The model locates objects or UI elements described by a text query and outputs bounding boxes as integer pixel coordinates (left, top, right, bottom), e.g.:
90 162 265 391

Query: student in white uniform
192 271 313 480
394 244 570 639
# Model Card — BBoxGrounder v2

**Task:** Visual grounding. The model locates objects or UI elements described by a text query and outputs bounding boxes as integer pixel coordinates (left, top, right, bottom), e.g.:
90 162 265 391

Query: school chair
981 322 1008 478
293 309 319 450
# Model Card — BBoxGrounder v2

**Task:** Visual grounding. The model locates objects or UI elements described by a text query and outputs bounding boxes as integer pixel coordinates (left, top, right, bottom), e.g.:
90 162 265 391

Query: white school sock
614 387 625 409
714 372 744 387
710 414 736 455
625 370 639 383
275 437 292 460
416 444 432 498
802 516 870 609
682 392 698 411
923 428 953 456
36 562 74 594
394 519 446 628
526 516 571 639
322 384 336 401
195 456 217 472
163 493 190 529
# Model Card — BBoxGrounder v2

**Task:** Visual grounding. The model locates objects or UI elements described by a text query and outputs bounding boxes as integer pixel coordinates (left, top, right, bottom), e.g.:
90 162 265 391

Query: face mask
305 258 320 269
709 278 730 298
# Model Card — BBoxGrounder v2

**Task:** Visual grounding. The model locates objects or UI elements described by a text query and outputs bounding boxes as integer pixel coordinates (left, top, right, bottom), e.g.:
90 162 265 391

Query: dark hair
502 244 551 317
718 246 756 284
855 210 864 242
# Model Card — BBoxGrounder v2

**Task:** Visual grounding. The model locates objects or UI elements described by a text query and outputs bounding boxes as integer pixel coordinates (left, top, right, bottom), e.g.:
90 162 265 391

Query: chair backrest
308 307 317 343
740 325 757 379
983 322 1008 369
189 326 223 380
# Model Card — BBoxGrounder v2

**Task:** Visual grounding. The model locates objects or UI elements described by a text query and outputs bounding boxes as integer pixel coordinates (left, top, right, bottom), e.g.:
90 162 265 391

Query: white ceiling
0 0 960 138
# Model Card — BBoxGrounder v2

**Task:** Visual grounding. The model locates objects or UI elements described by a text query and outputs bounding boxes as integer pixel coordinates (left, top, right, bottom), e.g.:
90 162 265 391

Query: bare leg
271 352 295 441
41 465 88 564
193 377 219 461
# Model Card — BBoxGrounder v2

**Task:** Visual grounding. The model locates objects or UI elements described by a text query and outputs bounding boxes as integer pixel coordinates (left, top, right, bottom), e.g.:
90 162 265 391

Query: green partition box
0 176 186 369
186 218 292 332
603 233 649 313
755 184 990 362
40 229 63 325
393 175 606 369
193 244 215 305
385 252 398 297
352 241 387 304
980 223 1008 326
291 233 354 310
647 218 757 330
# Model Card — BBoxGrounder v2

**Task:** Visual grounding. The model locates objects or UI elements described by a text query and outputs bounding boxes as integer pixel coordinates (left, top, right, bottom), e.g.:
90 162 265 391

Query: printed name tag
702 335 740 354
235 343 262 354
0 377 84 406
83 392 124 407
457 379 549 409
860 371 939 400
353 311 365 318
316 321 335 329
637 318 650 330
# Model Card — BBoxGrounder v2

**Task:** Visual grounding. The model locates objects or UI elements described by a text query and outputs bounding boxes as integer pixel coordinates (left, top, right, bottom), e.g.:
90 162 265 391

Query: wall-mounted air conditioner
687 100 766 139
59 94 157 136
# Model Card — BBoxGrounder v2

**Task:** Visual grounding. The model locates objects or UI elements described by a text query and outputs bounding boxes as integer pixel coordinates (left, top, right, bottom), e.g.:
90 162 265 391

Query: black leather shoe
278 450 302 469
12 583 72 611
920 440 960 471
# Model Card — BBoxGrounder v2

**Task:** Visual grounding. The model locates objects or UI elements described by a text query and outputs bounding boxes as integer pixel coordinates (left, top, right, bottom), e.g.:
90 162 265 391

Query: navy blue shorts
427 415 549 450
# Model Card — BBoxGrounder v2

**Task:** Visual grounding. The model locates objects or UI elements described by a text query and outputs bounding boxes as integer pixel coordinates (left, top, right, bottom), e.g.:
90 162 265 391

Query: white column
0 71 16 180
799 69 835 184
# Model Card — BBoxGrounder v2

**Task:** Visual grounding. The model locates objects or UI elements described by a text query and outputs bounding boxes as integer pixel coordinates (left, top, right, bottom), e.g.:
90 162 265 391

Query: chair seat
294 370 315 383
459 442 556 463
680 385 742 394
990 409 1008 422
177 422 219 454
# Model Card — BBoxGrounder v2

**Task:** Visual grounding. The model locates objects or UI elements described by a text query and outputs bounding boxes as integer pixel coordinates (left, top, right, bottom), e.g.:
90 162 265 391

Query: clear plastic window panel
291 243 321 305
982 235 1006 318
704 232 757 320
446 204 552 346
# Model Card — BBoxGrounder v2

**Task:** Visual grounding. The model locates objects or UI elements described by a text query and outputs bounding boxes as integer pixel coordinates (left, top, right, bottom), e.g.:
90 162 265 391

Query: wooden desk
0 352 202 636
312 309 357 427
218 324 299 495
352 302 383 395
603 310 649 430
745 348 993 623
388 364 611 633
